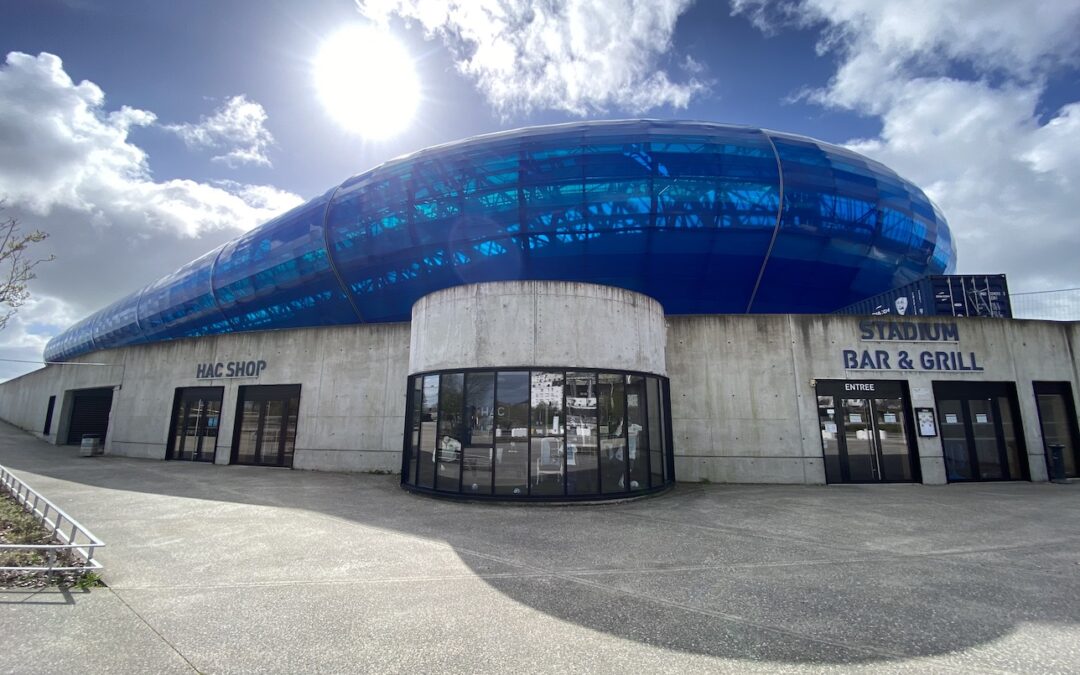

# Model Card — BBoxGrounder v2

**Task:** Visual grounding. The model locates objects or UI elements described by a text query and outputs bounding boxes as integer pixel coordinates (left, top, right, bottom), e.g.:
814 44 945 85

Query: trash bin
1047 444 1067 483
80 434 103 457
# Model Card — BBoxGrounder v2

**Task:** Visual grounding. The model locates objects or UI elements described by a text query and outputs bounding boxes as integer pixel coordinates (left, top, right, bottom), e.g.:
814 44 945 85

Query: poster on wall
916 408 937 437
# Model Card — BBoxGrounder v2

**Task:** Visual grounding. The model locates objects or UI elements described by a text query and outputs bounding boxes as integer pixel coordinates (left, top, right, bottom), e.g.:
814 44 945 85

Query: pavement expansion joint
108 587 202 673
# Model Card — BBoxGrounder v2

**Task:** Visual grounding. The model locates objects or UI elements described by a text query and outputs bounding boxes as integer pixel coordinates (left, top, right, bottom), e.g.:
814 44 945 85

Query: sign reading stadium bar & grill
842 320 984 372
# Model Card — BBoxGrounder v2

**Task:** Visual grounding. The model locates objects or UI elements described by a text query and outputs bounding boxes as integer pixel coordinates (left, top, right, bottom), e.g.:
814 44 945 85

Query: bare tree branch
0 200 55 332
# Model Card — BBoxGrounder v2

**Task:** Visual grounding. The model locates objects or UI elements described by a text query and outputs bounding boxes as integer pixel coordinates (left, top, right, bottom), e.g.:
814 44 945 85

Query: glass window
1037 392 1078 477
939 399 971 481
494 371 529 495
997 397 1023 480
417 375 439 489
647 377 664 487
566 372 599 495
599 373 628 494
403 368 672 499
405 377 421 484
530 372 565 496
462 373 495 495
626 375 648 491
435 373 464 491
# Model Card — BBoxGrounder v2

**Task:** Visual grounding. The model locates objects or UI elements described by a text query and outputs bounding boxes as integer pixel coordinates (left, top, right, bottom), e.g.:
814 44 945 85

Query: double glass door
167 387 223 462
935 382 1027 481
231 385 301 468
817 380 918 483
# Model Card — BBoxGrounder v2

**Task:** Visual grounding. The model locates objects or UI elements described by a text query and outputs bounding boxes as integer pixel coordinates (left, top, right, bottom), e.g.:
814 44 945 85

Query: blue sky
1 0 1079 379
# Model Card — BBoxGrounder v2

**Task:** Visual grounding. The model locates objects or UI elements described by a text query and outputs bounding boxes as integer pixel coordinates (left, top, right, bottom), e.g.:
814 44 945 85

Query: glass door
841 398 878 481
875 398 913 482
231 385 301 468
934 382 1028 482
816 380 919 484
1034 382 1080 478
167 387 223 462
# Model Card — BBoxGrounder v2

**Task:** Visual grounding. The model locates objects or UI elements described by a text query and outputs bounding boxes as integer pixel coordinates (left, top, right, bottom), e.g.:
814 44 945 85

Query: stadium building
0 120 1076 499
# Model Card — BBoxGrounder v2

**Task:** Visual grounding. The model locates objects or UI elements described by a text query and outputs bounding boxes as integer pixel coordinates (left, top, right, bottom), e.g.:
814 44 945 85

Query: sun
314 25 420 139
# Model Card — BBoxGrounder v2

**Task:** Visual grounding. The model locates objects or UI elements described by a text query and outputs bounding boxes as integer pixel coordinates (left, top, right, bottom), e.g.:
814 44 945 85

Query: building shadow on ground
2 425 1078 666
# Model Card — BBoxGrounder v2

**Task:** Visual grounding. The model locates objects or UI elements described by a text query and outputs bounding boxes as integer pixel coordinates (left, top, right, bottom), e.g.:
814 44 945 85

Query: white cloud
731 0 1080 297
165 95 276 168
0 294 78 382
358 0 706 116
0 51 303 376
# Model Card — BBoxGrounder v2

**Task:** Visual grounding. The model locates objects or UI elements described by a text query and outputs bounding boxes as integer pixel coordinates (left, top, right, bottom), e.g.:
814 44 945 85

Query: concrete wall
667 314 1080 484
410 281 667 375
1 284 1077 485
0 323 410 473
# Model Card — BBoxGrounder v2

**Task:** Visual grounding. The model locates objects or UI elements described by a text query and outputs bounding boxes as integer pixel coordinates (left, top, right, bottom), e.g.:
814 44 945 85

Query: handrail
0 464 105 573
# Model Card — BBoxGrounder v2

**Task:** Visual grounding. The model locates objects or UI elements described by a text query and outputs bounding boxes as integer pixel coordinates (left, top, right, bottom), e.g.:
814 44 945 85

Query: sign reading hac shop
842 320 984 372
196 360 267 379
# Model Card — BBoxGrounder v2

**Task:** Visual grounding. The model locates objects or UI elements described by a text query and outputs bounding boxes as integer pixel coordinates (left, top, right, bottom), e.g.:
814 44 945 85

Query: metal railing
0 464 105 573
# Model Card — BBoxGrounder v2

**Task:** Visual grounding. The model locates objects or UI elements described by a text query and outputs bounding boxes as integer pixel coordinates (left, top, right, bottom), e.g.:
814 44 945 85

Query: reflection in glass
233 387 300 468
841 398 877 481
647 377 664 487
818 395 841 483
875 398 911 481
531 371 565 496
495 372 529 495
462 373 495 494
599 373 627 494
170 390 222 463
939 399 971 480
235 400 261 465
417 375 438 489
566 372 599 495
626 376 647 491
1038 393 1078 477
436 373 464 491
406 378 421 483
997 397 1022 479
404 368 672 499
968 399 1002 480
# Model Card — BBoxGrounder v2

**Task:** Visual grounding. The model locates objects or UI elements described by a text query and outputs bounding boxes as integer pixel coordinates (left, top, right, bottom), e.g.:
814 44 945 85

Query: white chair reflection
534 437 564 485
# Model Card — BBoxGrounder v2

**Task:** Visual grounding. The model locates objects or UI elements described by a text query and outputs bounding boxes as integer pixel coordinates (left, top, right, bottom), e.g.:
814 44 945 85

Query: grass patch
0 492 103 589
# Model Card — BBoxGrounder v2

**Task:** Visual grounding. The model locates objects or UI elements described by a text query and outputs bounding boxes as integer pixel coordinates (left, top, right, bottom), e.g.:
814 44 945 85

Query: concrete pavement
1 421 1078 673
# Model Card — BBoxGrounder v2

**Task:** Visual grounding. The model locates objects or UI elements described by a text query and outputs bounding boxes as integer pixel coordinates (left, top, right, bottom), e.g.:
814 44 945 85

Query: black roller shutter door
66 388 114 445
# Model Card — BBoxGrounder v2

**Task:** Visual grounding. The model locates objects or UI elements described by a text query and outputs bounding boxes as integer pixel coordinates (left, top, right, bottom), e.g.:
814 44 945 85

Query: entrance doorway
230 385 301 468
166 387 223 462
1033 381 1079 478
65 387 114 445
816 380 919 483
934 381 1027 481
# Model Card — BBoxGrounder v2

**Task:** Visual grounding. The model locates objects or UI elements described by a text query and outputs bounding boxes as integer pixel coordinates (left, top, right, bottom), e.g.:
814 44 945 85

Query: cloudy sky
1 0 1079 379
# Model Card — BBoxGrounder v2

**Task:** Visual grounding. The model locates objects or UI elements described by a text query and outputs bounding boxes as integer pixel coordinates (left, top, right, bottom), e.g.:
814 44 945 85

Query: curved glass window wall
46 120 955 363
403 368 673 500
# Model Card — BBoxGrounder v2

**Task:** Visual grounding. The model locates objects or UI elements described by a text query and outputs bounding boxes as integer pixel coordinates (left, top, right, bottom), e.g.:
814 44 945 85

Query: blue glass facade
44 120 954 362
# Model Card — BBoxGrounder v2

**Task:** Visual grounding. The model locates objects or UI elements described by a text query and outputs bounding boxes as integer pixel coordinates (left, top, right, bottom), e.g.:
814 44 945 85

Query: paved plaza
0 421 1078 673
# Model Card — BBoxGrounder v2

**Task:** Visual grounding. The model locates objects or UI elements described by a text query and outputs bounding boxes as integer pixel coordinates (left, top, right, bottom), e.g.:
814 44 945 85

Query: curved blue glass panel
46 120 955 360
90 291 146 352
749 131 951 312
137 246 230 344
212 190 357 330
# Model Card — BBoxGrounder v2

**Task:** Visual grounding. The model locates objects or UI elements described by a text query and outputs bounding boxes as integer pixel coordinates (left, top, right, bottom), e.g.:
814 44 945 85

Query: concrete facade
1 282 1077 486
409 281 667 375
0 323 410 473
667 314 1078 484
